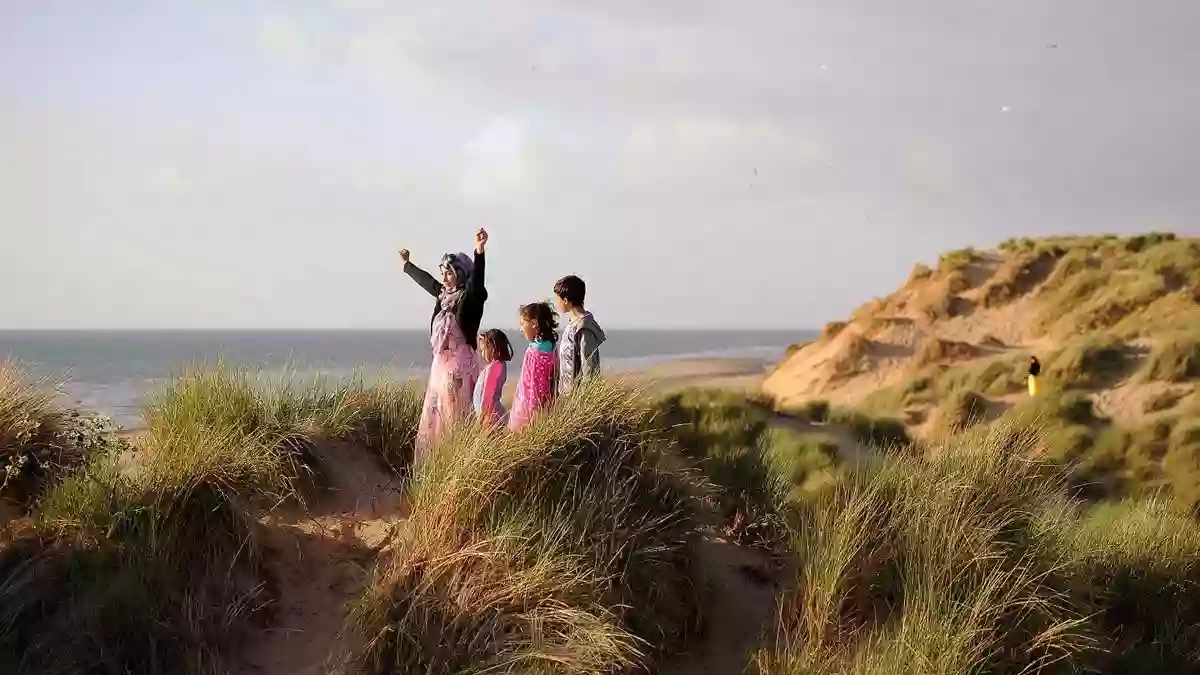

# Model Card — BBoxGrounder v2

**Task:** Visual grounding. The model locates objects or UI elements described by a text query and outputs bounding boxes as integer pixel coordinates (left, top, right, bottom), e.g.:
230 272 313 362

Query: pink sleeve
481 362 504 420
509 350 533 430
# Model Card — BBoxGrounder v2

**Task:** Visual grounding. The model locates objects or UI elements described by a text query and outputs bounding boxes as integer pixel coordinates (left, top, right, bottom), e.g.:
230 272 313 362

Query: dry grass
820 321 848 341
978 249 1060 309
652 388 837 551
913 338 977 368
1138 332 1200 383
757 423 1200 675
0 362 120 508
0 365 423 675
932 389 989 433
1027 236 1200 339
349 383 704 674
1043 337 1130 389
830 333 873 378
756 425 1090 675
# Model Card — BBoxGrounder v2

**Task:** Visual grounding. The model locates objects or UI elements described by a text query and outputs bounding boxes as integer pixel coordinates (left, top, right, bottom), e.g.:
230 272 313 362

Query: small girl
474 328 514 426
509 302 559 430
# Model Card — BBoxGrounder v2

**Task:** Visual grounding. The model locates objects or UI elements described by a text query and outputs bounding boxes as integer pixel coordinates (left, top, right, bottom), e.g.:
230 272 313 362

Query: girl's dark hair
520 302 559 344
479 328 514 362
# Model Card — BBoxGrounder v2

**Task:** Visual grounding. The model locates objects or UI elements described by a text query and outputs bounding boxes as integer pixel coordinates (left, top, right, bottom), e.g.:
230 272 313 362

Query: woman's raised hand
475 228 488 253
398 248 411 264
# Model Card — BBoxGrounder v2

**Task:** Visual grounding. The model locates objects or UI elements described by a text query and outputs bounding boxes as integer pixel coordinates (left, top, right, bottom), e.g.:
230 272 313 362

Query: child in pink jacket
509 302 558 430
474 329 513 426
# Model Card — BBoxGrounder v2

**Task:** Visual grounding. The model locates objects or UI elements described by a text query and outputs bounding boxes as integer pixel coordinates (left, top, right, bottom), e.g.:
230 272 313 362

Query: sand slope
763 236 1200 435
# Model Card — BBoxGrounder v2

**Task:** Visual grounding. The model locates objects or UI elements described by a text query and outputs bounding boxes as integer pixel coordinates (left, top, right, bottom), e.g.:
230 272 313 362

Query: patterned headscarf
438 252 473 313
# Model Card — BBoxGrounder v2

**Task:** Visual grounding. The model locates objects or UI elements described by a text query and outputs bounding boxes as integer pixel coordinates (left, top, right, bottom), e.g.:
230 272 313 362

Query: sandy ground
234 441 408 675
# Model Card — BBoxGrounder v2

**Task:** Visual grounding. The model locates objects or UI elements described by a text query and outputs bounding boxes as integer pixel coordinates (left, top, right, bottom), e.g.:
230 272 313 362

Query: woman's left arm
469 228 488 299
470 250 486 298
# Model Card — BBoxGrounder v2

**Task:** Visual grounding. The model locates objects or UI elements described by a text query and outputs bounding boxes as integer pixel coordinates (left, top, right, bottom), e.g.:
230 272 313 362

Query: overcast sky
2 0 1198 330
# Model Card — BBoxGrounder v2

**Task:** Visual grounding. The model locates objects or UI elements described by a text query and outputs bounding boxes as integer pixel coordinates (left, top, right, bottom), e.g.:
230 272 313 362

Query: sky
1 0 1198 330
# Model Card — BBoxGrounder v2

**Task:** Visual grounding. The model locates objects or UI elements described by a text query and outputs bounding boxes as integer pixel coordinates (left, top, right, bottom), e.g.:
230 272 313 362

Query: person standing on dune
1027 356 1041 397
399 228 489 465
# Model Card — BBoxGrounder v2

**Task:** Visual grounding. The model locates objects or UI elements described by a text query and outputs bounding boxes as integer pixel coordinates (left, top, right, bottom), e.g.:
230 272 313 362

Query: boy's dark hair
553 275 586 308
480 328 514 362
520 302 559 344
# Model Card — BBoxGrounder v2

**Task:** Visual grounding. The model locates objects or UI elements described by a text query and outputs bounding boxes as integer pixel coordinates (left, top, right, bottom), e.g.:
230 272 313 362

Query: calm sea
0 329 810 428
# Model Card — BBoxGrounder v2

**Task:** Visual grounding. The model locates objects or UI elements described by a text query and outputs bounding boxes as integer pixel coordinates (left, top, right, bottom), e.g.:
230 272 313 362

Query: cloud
616 116 825 187
255 14 325 65
456 116 543 200
905 138 955 198
144 163 194 194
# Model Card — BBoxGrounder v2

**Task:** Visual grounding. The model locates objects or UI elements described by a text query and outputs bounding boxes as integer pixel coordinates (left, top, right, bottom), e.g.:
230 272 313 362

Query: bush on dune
650 389 840 550
1 362 123 509
1035 498 1200 673
143 365 424 484
1138 332 1200 383
350 383 704 675
757 422 1200 675
1044 338 1129 389
0 425 276 674
757 425 1085 675
0 365 422 675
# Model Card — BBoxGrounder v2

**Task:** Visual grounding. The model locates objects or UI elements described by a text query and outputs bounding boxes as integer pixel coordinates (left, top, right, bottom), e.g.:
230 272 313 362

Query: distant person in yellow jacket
1028 356 1041 396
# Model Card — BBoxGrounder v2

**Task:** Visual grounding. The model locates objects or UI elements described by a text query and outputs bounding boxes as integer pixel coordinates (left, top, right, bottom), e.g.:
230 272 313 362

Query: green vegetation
1138 331 1200 383
933 388 988 432
1024 235 1200 339
0 363 123 508
4 348 1200 674
0 365 423 675
1044 337 1129 389
937 247 980 272
352 385 702 674
756 426 1200 675
651 388 836 549
827 408 910 449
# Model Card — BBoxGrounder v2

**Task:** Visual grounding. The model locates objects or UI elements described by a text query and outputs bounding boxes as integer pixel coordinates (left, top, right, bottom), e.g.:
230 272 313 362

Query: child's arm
480 362 506 420
579 329 601 378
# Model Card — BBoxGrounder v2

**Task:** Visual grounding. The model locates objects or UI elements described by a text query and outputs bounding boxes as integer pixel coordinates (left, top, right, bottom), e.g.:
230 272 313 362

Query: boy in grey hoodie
553 275 607 395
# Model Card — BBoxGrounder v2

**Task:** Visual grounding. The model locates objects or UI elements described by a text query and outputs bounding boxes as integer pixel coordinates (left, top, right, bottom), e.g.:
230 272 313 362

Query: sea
0 329 809 428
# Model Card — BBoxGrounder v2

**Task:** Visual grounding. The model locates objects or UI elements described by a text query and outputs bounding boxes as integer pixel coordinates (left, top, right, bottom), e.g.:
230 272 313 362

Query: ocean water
0 329 809 428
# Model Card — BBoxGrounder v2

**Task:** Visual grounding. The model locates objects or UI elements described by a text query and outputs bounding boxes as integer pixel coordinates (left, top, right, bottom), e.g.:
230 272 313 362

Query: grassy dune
3 362 1200 674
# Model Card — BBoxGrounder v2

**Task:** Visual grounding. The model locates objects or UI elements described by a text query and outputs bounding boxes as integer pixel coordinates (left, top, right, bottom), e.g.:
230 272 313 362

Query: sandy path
661 537 780 675
234 442 407 675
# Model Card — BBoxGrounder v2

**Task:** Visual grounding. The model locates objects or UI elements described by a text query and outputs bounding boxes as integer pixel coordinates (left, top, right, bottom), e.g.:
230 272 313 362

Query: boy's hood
579 312 606 345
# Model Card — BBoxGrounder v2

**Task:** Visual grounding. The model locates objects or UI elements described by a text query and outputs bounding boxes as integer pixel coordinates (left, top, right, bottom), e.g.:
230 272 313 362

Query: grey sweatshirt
557 311 606 395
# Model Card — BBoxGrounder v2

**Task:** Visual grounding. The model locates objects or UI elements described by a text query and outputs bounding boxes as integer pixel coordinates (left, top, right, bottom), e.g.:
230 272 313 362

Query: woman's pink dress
415 311 480 460
508 343 557 430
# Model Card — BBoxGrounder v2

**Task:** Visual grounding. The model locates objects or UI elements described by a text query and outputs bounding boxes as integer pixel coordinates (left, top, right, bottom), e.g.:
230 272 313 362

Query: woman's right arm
401 257 442 298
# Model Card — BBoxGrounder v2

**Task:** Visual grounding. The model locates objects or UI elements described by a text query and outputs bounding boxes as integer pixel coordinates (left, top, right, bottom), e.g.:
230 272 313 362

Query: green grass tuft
349 383 704 674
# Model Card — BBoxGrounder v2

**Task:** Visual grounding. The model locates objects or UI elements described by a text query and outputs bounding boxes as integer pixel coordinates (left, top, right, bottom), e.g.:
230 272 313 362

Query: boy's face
553 294 570 314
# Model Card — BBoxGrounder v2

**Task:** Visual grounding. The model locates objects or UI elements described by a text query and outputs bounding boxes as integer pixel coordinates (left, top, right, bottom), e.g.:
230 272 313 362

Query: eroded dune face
764 235 1200 438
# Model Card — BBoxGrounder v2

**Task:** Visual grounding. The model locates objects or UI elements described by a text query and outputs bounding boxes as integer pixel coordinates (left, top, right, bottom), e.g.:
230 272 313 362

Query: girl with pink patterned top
509 302 559 430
